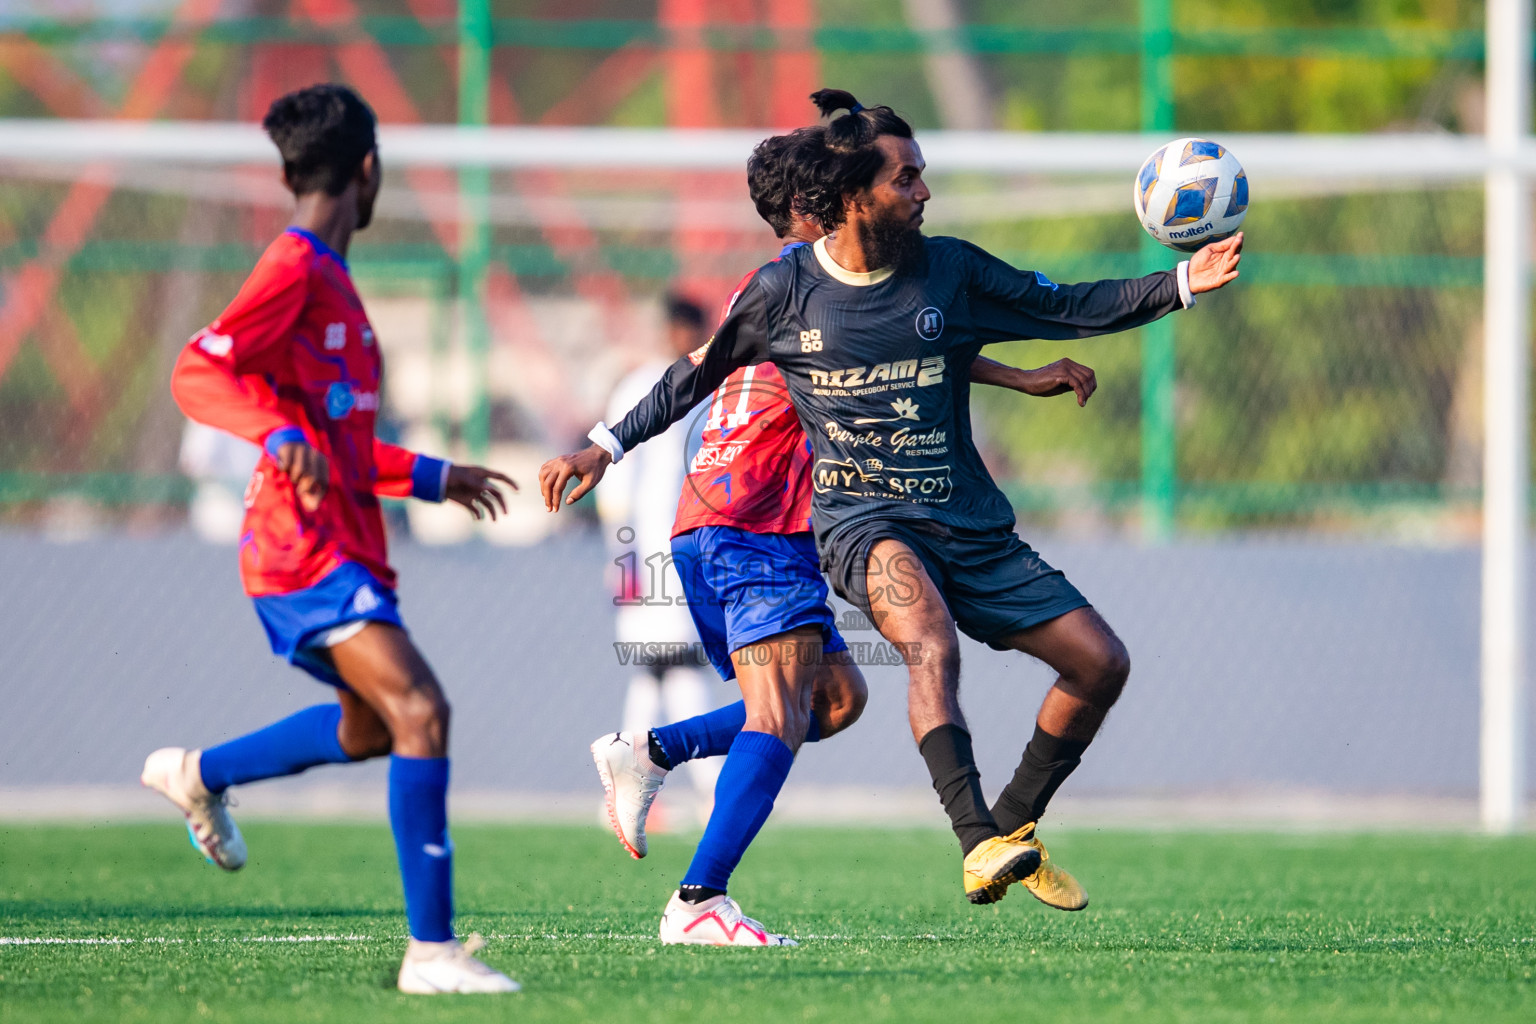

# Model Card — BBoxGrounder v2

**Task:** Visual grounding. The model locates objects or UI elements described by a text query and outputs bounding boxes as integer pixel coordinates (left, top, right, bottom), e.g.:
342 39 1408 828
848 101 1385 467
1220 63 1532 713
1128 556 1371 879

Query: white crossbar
0 119 1513 178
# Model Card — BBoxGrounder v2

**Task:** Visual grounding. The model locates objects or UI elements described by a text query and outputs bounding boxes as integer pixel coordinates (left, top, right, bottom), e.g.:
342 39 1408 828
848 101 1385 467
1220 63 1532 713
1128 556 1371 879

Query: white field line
6 933 1529 951
6 933 1533 948
0 935 370 946
0 932 953 947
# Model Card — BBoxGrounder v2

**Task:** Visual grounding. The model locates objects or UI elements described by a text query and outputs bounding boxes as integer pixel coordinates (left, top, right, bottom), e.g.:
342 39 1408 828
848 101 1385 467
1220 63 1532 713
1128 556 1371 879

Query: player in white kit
596 294 721 815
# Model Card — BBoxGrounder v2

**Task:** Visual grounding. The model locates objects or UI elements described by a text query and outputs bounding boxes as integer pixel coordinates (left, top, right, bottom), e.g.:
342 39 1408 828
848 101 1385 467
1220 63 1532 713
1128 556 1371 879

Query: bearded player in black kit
542 89 1242 909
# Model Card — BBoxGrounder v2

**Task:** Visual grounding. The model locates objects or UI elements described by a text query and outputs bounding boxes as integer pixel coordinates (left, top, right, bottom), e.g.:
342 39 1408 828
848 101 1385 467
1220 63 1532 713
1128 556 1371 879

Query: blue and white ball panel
252 561 404 688
1137 146 1165 211
1133 136 1247 253
1224 171 1249 218
1179 139 1226 164
1164 177 1219 226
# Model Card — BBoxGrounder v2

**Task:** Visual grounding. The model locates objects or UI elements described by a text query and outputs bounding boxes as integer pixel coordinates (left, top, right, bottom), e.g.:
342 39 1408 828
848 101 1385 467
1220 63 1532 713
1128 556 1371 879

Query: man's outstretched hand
539 444 614 512
1015 358 1097 407
1188 231 1243 293
446 464 518 521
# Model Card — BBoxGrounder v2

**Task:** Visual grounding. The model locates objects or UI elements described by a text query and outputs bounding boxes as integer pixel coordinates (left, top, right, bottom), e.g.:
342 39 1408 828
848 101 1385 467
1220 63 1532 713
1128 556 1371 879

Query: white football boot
397 934 520 994
658 891 797 947
590 730 668 858
140 747 247 871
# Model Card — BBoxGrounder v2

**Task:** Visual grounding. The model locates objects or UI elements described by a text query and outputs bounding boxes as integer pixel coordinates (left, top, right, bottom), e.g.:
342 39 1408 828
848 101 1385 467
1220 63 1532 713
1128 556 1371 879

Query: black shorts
820 517 1089 649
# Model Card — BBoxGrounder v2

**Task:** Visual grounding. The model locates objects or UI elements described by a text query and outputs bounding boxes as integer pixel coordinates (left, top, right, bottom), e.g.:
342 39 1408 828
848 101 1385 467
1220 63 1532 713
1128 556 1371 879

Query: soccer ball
1133 138 1248 253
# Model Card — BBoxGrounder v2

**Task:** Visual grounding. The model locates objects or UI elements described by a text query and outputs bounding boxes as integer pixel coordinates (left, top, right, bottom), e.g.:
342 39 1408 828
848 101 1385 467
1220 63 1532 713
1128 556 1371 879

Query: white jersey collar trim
814 236 894 287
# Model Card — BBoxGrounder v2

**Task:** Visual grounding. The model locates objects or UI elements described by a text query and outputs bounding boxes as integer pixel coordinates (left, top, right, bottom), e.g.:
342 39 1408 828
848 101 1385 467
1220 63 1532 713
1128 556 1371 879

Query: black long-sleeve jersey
613 235 1186 550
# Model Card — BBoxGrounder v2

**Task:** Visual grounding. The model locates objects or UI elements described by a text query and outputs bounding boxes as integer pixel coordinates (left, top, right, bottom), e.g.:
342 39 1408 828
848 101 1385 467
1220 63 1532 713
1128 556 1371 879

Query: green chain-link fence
0 1 1504 537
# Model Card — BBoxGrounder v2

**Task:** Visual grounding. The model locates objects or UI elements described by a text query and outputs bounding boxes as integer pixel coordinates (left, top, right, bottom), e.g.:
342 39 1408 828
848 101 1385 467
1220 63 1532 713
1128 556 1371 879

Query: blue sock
389 755 454 942
652 702 746 765
198 704 351 793
653 702 821 767
681 731 795 891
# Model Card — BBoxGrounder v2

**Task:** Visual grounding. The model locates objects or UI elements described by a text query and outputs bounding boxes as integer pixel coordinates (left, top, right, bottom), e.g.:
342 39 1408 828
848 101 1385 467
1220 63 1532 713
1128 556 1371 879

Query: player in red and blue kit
138 85 518 995
584 124 1101 945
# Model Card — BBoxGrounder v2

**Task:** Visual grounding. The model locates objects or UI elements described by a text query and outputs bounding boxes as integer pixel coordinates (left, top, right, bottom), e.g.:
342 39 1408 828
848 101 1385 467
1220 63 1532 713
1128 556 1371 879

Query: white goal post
1480 0 1529 834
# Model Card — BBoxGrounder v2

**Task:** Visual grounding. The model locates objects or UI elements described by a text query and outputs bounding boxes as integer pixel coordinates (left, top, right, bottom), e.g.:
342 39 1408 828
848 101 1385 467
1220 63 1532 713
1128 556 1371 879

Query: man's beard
857 207 925 271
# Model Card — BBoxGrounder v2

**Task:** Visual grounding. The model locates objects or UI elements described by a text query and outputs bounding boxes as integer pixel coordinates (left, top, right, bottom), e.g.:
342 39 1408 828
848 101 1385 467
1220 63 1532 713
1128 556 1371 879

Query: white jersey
598 360 698 647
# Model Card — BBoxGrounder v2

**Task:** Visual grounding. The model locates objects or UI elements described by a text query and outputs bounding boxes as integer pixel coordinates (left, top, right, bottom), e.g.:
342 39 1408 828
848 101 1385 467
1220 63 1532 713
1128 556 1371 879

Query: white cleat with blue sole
140 747 247 871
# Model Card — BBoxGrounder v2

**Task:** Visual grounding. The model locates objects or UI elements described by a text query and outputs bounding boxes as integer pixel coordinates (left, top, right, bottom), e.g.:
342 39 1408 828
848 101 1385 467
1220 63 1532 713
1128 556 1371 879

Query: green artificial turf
1 822 1533 1023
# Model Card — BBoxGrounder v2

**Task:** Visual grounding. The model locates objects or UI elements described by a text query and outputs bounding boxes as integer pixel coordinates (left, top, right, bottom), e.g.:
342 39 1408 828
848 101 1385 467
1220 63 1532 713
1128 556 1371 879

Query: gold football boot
1004 822 1088 911
961 835 1041 905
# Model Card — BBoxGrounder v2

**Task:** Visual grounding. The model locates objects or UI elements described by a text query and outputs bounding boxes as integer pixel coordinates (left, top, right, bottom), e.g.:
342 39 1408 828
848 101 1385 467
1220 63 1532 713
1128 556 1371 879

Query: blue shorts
252 562 404 688
671 526 848 682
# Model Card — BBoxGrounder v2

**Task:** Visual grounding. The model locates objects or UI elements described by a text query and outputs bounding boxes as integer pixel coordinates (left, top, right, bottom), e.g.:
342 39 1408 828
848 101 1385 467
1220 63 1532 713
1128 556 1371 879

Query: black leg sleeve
918 724 1000 855
991 724 1090 836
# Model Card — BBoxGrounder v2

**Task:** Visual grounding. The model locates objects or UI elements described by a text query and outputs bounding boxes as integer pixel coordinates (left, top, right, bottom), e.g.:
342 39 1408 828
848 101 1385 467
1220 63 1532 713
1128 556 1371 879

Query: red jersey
171 229 447 597
672 258 814 538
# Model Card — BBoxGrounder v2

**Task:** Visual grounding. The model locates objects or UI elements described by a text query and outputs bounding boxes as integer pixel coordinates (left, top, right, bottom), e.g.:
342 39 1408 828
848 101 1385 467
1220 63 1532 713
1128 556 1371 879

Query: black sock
917 724 999 855
991 723 1090 835
678 884 726 904
647 730 674 771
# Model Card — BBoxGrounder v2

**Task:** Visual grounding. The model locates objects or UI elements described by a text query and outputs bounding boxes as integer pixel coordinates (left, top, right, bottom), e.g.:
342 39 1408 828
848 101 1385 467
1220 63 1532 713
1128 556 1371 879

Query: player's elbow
169 345 220 420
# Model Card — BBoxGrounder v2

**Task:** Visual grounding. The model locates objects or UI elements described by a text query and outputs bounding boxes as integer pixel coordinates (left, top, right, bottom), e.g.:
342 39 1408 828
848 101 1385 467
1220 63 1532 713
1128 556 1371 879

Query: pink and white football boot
658 891 797 947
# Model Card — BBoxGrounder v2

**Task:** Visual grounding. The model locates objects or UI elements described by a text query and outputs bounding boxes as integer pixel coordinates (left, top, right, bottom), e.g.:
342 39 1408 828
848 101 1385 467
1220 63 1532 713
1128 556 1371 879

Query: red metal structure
0 1 818 477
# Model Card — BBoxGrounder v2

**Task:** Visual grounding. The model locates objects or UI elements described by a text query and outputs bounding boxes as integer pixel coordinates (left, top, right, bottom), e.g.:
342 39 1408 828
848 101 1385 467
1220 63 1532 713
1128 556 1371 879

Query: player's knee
1085 637 1131 704
390 687 450 748
838 671 870 730
816 663 868 737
